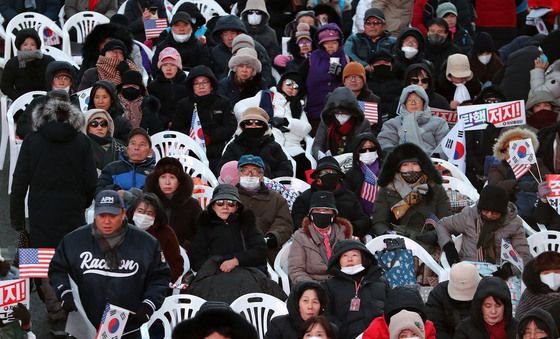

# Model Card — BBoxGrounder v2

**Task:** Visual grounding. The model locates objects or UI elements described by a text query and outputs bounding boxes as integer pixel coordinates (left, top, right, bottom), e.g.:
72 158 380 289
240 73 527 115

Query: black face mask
243 127 266 139
318 173 340 191
310 212 334 229
401 171 423 184
122 87 142 100
372 65 392 80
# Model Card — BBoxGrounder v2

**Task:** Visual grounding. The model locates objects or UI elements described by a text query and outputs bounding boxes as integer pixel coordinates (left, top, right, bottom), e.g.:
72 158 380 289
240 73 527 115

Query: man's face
239 164 264 180
480 209 502 221
344 74 364 93
52 73 72 90
105 49 124 61
235 64 254 81
221 30 240 48
363 16 385 39
95 210 125 236
127 134 151 163
172 21 192 35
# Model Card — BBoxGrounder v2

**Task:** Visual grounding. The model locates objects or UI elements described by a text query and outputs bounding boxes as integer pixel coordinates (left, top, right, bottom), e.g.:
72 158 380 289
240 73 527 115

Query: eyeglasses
214 200 237 207
193 80 210 87
239 167 263 176
410 78 430 85
297 40 311 47
284 79 299 89
359 147 377 153
364 20 384 26
406 98 422 105
242 119 266 127
89 120 109 128
345 75 362 81
54 74 72 81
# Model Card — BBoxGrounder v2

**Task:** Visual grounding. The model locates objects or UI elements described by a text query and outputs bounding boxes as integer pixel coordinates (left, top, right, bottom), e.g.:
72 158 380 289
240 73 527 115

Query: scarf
119 94 143 128
484 319 507 339
449 26 457 39
476 214 505 263
17 50 43 68
359 162 379 215
313 224 333 259
96 56 138 85
91 222 128 270
87 132 113 146
400 111 426 148
327 118 355 155
390 174 429 220
453 82 471 104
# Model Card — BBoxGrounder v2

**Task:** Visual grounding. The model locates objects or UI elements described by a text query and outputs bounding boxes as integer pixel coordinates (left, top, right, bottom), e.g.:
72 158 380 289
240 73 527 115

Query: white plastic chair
192 185 214 209
304 135 317 169
442 175 480 202
0 95 9 170
117 0 128 14
365 234 447 282
230 293 288 339
172 0 228 20
176 155 219 187
140 294 206 339
151 131 210 165
527 230 560 257
431 157 472 184
267 262 279 284
42 45 79 69
273 241 292 295
272 176 310 194
66 276 97 339
0 15 8 67
62 11 109 65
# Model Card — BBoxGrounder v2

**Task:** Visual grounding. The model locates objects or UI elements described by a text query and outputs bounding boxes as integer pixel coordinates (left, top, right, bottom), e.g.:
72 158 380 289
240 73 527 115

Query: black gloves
264 234 278 249
328 62 342 76
128 304 152 328
12 303 31 326
61 295 77 313
270 117 290 132
443 241 461 266
492 262 514 280
415 230 438 246
117 60 130 75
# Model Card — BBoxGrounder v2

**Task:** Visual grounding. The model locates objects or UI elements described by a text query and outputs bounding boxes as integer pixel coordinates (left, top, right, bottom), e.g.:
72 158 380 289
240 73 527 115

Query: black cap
121 70 144 87
478 185 508 214
311 156 344 179
364 8 385 22
101 39 127 55
171 11 194 26
95 190 124 216
309 191 338 213
127 127 152 147
369 49 394 64
209 184 241 205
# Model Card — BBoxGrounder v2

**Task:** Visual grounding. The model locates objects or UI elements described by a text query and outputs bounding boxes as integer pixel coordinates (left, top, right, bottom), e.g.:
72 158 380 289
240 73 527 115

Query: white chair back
151 131 210 165
117 0 128 14
0 16 7 67
527 230 560 257
176 155 219 187
273 241 292 295
62 11 109 64
272 176 310 194
431 157 472 184
442 175 480 202
230 293 288 339
192 185 214 209
172 0 228 20
0 95 9 170
42 45 79 69
140 294 206 338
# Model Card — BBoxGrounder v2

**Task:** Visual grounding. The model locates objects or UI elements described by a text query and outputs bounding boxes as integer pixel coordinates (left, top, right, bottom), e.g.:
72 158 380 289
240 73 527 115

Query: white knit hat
228 47 262 75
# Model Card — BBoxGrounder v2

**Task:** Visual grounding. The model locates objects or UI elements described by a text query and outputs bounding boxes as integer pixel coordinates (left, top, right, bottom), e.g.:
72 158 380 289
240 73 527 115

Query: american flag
189 103 206 152
360 163 378 203
507 158 531 179
144 18 168 39
19 248 55 278
358 101 378 125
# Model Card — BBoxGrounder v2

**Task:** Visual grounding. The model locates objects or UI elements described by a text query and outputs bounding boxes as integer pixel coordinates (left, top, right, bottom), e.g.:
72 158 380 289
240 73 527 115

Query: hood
83 109 115 137
32 93 84 132
186 65 218 94
87 80 124 117
212 15 247 42
326 240 379 275
384 286 427 323
526 90 556 114
15 28 41 50
492 127 539 161
286 281 329 328
378 142 442 187
351 132 384 167
321 87 363 124
517 308 559 339
82 23 133 60
45 61 77 91
396 27 425 54
404 63 436 95
397 85 430 116
470 277 512 329
241 0 270 22
144 157 195 206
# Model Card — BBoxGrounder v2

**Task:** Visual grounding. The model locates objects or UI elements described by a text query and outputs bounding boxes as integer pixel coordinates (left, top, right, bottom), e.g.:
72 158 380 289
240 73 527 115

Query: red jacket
475 0 516 27
363 316 437 339
411 0 428 35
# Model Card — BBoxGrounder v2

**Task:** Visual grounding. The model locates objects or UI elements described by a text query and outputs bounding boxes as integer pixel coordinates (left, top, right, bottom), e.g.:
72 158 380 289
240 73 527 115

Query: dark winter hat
477 185 508 214
308 191 338 213
343 62 366 82
171 11 194 26
311 156 344 179
110 14 129 27
539 30 560 64
238 154 265 170
209 184 241 205
46 61 76 84
364 8 385 22
368 49 394 64
121 70 144 88
472 32 496 55
176 2 206 29
95 190 124 216
517 309 559 339
15 28 41 50
154 157 184 178
101 39 127 55
384 286 427 324
127 127 152 147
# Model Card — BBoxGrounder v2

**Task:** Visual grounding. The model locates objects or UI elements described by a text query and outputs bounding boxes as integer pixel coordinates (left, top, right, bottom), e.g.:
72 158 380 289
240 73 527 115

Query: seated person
526 91 557 131
436 54 481 110
87 80 132 142
517 309 559 339
83 109 127 172
403 63 450 111
288 191 353 284
300 315 339 339
388 310 426 339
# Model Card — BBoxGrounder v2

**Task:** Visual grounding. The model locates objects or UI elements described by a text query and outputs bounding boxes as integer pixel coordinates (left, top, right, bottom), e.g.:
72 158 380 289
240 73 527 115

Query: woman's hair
126 192 168 227
534 251 560 273
519 318 549 337
299 315 337 339
486 295 504 307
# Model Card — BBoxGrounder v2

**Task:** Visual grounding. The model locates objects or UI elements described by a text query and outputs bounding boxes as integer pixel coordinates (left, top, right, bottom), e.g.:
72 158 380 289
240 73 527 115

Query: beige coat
372 0 414 36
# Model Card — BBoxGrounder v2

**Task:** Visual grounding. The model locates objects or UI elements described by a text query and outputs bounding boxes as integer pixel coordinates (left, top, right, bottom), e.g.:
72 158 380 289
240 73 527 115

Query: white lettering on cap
100 196 114 204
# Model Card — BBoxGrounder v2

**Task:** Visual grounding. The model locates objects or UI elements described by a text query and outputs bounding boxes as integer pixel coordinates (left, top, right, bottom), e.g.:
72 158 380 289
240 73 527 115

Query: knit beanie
101 39 128 55
232 33 255 54
436 2 458 18
121 70 144 88
228 47 262 75
218 160 240 186
446 53 473 80
477 185 508 214
388 310 425 339
309 191 338 213
157 47 182 69
343 62 366 82
295 23 312 43
240 107 269 124
472 32 496 55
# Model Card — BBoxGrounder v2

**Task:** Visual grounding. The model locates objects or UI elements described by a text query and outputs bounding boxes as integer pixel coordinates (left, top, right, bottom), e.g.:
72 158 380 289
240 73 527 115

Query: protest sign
0 279 30 322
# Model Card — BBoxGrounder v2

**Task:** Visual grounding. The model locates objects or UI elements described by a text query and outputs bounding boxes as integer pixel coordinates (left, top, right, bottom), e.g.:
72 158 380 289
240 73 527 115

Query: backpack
375 237 416 288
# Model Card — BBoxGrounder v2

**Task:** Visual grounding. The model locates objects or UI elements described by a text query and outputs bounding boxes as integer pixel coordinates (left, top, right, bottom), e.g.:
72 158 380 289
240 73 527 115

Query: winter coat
312 87 372 159
234 87 311 157
238 183 294 261
469 53 503 85
378 85 449 155
530 59 560 109
392 28 426 80
367 74 404 123
536 123 560 174
343 31 396 67
146 222 183 283
125 0 166 42
436 75 481 105
292 182 371 237
120 95 163 135
495 45 540 102
455 277 517 339
424 38 460 77
240 3 281 60
83 109 127 171
517 309 560 338
49 223 170 330
0 53 54 101
451 25 473 54
189 208 267 272
0 0 61 22
95 153 155 195
147 69 188 128
87 80 133 142
65 0 117 17
487 160 546 202
152 34 210 70
436 204 531 264
288 216 353 284
372 0 414 36
515 256 560 320
324 241 389 339
10 97 97 248
425 281 472 339
217 72 267 105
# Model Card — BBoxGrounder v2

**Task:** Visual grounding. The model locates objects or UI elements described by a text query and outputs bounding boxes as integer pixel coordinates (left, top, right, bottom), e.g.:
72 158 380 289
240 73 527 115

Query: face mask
335 113 351 125
247 13 262 25
540 273 560 291
239 176 260 190
122 87 142 100
527 109 557 130
341 264 365 275
372 64 392 79
401 46 418 59
427 33 446 45
243 127 266 139
133 213 155 230
478 54 492 65
360 151 378 165
401 171 423 184
172 32 191 43
310 212 334 229
318 173 340 191
57 86 71 93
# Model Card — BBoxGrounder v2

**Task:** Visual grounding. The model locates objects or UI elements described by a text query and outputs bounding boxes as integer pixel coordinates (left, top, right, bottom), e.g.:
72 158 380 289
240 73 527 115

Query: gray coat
64 0 117 17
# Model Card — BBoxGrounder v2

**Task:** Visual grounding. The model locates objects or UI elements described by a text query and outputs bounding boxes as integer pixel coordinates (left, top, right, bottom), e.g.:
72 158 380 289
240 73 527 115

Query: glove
492 262 514 280
270 117 290 132
264 233 278 249
517 180 539 192
273 54 293 68
415 230 438 246
61 295 77 313
128 304 152 327
117 60 130 75
12 303 31 326
538 181 552 199
443 241 460 266
328 62 342 76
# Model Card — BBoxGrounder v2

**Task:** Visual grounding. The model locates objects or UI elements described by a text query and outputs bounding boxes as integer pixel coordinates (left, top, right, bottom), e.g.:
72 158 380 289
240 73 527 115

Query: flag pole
528 168 540 183
535 161 543 182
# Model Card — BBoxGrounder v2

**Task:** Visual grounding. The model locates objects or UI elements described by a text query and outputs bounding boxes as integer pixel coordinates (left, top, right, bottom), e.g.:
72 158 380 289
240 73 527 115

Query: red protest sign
430 107 458 123
486 101 525 127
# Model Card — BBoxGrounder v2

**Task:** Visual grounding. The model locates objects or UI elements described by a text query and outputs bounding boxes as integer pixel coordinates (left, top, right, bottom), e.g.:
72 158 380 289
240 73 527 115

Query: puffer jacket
147 68 188 128
288 216 353 284
436 204 531 264
95 153 156 195
425 281 472 339
0 50 54 101
377 85 449 155
152 33 210 71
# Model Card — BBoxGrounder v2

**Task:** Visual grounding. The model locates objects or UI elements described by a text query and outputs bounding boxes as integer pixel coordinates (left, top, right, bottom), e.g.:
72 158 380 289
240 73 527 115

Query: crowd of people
2 0 560 338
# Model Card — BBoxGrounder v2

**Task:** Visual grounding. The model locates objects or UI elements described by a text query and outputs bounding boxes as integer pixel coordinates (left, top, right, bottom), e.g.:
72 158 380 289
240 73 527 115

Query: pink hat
218 160 240 186
318 28 340 45
157 47 182 69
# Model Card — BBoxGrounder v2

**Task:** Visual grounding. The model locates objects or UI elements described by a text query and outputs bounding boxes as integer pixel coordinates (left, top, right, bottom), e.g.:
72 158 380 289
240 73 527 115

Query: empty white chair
527 230 560 257
272 176 310 194
42 45 80 69
176 155 219 187
151 131 209 165
273 241 292 295
192 185 214 209
230 293 288 339
62 11 109 65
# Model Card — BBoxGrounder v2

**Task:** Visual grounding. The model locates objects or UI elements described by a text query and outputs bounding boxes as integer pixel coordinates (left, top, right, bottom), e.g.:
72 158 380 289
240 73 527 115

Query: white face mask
401 46 418 59
172 32 191 43
247 13 262 25
341 264 365 275
478 54 492 65
56 86 71 93
239 176 260 190
360 151 378 165
335 113 351 125
540 273 560 291
133 213 155 230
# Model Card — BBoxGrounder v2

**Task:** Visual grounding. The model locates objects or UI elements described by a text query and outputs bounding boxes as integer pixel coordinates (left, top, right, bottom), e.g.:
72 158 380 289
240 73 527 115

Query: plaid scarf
390 174 429 220
96 56 138 85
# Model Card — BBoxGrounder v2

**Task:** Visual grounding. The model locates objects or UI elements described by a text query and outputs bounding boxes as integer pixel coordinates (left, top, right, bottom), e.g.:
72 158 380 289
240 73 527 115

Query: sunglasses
243 119 266 127
359 147 377 153
284 79 299 89
410 78 430 84
215 200 237 207
89 120 108 128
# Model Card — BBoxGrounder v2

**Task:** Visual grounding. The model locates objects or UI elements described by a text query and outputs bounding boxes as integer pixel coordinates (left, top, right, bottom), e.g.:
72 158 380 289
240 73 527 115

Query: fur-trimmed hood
493 127 539 161
32 93 84 133
301 215 353 239
144 157 195 208
377 143 442 187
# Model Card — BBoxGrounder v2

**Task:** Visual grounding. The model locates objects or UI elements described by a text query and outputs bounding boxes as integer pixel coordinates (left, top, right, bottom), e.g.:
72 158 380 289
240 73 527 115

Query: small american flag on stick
144 18 168 39
358 101 378 125
360 163 378 203
19 248 55 278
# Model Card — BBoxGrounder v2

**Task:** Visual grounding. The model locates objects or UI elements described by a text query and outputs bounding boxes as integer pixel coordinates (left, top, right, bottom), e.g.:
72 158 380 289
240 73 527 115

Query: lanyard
354 277 364 297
